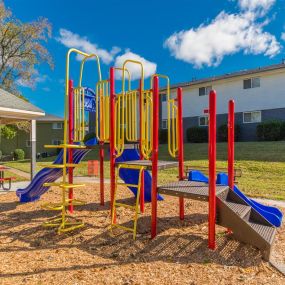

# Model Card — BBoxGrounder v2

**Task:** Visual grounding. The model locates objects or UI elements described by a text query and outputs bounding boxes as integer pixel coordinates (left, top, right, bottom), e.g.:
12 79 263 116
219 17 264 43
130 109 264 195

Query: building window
199 86 212 96
243 77 260 89
243 111 261 123
52 139 63 145
26 140 31 147
52 122 63 129
199 116 209 126
161 93 167 102
162 119 167 129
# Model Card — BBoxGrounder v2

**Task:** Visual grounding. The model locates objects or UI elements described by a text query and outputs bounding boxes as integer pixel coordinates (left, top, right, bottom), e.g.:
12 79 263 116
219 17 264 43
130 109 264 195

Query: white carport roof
0 88 45 121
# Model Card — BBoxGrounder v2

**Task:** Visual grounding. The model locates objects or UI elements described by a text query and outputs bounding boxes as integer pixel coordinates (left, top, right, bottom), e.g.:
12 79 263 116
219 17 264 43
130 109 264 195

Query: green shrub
0 150 2 160
218 124 241 142
159 129 168 144
14 149 25 160
256 120 285 141
186 127 208 143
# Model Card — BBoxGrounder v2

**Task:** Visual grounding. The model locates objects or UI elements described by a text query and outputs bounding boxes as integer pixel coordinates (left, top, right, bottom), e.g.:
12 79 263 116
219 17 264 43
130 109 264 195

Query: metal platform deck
158 180 228 201
116 160 178 170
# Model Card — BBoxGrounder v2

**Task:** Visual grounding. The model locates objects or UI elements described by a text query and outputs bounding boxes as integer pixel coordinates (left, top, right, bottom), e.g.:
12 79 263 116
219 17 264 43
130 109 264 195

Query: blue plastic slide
116 149 163 202
16 139 96 202
189 170 283 227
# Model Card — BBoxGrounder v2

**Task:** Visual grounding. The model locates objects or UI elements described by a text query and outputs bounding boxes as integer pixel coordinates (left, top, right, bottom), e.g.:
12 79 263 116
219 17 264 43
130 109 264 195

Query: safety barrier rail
151 74 178 158
114 61 144 157
96 80 110 142
141 90 153 159
115 93 125 157
125 90 138 142
73 87 85 142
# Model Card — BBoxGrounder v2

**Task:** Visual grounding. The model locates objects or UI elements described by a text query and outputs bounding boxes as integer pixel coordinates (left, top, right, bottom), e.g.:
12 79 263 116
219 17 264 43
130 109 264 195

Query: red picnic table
0 166 16 190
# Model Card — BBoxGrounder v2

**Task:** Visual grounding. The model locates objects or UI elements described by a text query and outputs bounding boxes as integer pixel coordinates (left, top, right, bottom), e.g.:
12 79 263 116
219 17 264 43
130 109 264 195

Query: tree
0 2 53 95
0 124 17 139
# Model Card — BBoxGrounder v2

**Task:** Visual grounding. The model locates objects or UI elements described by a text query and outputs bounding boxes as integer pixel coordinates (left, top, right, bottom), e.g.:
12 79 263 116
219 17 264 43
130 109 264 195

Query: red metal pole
99 141 104 205
139 79 143 160
68 80 74 213
138 79 145 213
208 90 217 250
140 170 145 213
109 68 116 214
228 100 235 190
151 76 159 239
177 87 185 220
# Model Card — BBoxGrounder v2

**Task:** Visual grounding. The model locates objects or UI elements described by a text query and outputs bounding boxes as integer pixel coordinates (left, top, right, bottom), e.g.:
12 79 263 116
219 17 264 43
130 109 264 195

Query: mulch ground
0 184 284 285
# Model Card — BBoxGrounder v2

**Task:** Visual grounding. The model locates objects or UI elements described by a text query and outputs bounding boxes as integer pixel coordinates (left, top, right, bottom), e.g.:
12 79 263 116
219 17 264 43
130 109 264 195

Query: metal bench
0 177 16 190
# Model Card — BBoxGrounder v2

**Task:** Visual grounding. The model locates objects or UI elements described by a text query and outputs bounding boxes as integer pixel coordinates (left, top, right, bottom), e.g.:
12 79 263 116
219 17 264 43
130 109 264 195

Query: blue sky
5 0 285 117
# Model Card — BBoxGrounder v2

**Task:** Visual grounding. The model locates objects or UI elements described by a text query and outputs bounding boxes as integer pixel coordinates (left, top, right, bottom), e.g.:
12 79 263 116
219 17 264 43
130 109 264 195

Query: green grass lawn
4 141 285 200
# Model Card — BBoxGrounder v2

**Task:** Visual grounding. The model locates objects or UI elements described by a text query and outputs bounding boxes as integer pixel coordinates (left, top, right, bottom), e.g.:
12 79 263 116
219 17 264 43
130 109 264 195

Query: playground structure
16 48 283 260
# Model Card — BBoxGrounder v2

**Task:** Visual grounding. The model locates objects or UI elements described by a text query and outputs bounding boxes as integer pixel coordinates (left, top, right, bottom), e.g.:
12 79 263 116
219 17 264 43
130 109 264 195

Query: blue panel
116 149 163 202
84 87 96 112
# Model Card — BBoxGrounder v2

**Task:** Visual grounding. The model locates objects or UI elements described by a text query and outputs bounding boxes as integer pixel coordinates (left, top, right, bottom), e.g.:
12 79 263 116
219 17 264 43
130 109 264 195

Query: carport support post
30 119 36 180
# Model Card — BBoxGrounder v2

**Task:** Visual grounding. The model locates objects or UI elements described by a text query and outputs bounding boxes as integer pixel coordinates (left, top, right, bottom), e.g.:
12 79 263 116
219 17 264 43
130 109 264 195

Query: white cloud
164 10 280 68
56 29 121 64
282 33 285 41
114 50 157 80
17 71 50 88
238 0 275 15
42 87 51 92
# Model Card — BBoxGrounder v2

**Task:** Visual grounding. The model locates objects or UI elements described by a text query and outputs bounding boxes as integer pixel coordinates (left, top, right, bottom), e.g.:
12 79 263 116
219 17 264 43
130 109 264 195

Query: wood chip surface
0 184 284 284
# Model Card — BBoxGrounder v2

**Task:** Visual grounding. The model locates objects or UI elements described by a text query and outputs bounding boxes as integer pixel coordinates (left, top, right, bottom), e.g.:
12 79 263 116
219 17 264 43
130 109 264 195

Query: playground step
158 180 228 201
222 201 251 219
42 163 78 169
43 182 85 189
44 144 86 149
216 190 276 260
248 221 276 245
111 164 145 240
116 159 178 170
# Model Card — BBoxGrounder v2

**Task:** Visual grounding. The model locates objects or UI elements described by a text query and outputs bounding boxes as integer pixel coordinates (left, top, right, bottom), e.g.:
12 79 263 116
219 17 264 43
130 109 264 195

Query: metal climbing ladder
111 164 145 239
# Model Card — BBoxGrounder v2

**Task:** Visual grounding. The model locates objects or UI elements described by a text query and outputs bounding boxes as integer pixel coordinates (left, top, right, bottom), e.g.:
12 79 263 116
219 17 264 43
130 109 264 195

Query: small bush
159 129 168 144
256 120 285 141
14 149 25 160
218 124 241 142
0 150 2 160
186 127 208 143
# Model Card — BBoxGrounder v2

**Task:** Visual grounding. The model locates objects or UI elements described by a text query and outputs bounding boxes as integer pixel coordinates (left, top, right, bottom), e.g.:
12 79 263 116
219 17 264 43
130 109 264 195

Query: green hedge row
187 127 208 143
218 124 241 142
256 120 285 141
186 124 241 143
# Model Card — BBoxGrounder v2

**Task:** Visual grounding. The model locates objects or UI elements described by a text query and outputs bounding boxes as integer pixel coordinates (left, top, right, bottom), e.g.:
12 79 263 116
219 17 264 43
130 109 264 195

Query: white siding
162 70 285 119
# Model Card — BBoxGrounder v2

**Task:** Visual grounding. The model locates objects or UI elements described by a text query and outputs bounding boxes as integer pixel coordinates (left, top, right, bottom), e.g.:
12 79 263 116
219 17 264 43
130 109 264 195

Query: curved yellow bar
79 53 102 86
114 67 131 91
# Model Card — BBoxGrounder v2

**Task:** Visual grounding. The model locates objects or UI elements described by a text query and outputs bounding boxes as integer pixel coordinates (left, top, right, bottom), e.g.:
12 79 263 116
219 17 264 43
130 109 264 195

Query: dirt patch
0 184 284 285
